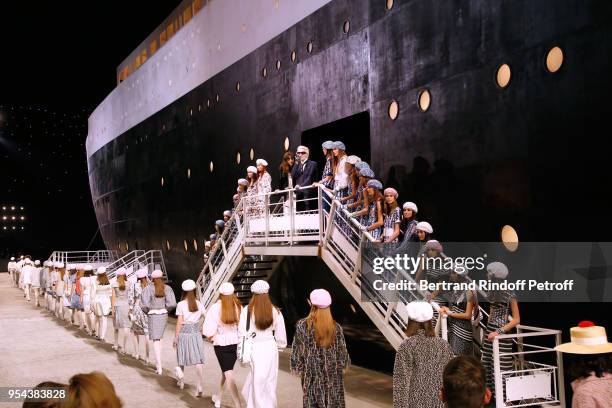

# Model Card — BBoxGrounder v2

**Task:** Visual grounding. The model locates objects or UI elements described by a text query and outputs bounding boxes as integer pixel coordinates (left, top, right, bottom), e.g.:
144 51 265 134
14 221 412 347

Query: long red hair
306 306 337 348
220 294 241 325
248 293 277 331
153 278 165 297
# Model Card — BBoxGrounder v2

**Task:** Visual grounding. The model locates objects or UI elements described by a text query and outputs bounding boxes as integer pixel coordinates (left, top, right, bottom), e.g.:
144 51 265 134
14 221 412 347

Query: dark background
0 1 183 259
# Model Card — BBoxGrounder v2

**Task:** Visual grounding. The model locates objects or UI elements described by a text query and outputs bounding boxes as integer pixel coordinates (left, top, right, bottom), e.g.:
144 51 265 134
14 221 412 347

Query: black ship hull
87 0 612 370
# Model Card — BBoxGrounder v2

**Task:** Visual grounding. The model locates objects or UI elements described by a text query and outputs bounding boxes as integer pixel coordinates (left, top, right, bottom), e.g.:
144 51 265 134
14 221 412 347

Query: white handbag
237 311 255 364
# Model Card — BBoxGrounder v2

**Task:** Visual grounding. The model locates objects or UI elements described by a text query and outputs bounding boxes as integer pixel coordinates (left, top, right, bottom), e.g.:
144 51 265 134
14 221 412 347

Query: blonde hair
64 371 122 408
306 306 337 348
153 278 165 297
117 275 126 291
97 273 109 286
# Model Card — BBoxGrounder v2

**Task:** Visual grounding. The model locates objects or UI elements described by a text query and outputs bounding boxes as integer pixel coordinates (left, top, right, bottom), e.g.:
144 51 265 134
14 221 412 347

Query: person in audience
292 145 318 211
439 267 478 356
93 267 113 341
393 301 453 408
399 202 419 242
481 262 520 400
290 289 350 408
555 321 612 408
129 267 150 362
440 356 491 408
239 280 287 408
22 381 66 408
382 187 401 243
350 179 384 239
278 150 295 191
111 267 130 353
141 269 177 375
339 155 360 206
319 140 335 189
64 371 123 408
203 282 243 408
80 265 96 335
174 279 206 396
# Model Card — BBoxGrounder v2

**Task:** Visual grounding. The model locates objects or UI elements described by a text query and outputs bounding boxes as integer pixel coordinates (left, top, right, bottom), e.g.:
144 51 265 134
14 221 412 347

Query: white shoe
196 385 203 398
174 367 184 389
212 394 221 407
156 366 163 375
112 345 119 351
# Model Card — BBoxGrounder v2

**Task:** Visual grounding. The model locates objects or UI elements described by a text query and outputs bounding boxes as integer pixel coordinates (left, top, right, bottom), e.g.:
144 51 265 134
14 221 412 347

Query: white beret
83 265 93 271
182 279 196 291
116 267 126 276
96 266 107 275
54 262 64 268
238 178 248 186
250 279 270 294
310 289 332 308
346 155 361 165
34 260 41 266
223 210 231 217
151 269 163 279
487 262 509 279
416 221 433 234
406 301 434 322
10 257 15 261
66 264 76 270
219 282 235 295
402 202 418 213
256 159 268 167
136 268 148 279
247 166 257 174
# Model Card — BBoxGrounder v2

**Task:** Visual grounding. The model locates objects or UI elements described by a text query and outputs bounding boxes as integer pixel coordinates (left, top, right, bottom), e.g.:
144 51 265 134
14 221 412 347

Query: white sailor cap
256 159 268 167
10 257 15 261
151 269 163 279
250 279 270 294
136 268 148 279
416 221 433 234
223 210 231 217
182 279 196 291
54 262 64 268
487 262 509 279
34 260 41 266
96 266 107 275
247 166 257 174
237 178 248 186
84 264 93 271
402 201 418 213
346 155 361 165
406 301 434 322
219 282 234 295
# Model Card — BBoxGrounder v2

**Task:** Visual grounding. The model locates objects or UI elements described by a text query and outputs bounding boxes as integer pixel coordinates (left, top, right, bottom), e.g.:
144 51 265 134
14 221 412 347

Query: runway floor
0 273 392 407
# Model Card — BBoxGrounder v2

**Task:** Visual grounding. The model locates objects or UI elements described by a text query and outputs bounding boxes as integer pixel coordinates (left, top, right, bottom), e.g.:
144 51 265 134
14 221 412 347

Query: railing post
323 200 337 247
440 314 448 341
264 193 270 246
493 339 503 408
318 186 324 243
555 332 566 407
289 188 295 245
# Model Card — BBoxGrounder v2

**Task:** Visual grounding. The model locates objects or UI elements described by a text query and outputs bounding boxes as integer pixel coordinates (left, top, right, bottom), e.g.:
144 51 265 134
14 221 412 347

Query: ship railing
491 325 565 407
128 250 170 283
47 250 118 269
105 250 147 280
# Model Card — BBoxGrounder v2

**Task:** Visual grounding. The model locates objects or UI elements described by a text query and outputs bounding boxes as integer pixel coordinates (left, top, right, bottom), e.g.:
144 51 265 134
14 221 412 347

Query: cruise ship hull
87 0 612 369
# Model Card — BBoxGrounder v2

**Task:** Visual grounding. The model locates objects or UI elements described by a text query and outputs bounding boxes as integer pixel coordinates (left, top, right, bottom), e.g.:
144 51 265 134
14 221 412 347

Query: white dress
93 283 112 316
239 306 287 408
80 276 94 313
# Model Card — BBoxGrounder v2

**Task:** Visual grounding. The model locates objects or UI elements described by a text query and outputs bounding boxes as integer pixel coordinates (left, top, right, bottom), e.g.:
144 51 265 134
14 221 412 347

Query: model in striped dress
112 268 131 353
439 268 478 356
481 262 520 400
129 268 150 362
382 188 402 243
173 279 205 396
320 141 335 189
350 179 384 240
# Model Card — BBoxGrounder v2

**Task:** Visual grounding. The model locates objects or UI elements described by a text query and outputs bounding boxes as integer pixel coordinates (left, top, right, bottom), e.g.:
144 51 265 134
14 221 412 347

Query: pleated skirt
176 323 205 366
147 313 167 340
113 304 130 329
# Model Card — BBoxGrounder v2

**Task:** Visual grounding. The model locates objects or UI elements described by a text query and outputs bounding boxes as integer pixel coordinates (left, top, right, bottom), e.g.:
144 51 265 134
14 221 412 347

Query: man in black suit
291 145 319 211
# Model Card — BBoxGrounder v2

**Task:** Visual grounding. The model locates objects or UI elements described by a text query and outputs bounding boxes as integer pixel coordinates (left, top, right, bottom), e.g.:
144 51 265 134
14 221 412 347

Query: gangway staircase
104 250 170 282
48 250 118 270
197 185 566 407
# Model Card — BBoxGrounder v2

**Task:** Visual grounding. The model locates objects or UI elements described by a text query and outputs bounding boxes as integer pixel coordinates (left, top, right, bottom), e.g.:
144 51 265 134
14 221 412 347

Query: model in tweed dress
129 268 151 362
173 279 206 396
393 301 453 408
290 289 350 408
141 269 176 375
111 267 131 353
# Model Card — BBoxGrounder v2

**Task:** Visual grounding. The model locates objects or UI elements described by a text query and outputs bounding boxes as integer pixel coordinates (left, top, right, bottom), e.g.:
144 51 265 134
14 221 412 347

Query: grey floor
0 273 392 407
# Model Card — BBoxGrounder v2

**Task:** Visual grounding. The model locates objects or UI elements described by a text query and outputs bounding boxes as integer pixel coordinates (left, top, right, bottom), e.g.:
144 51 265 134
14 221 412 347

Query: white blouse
176 300 205 324
238 305 287 348
334 155 349 190
202 301 241 346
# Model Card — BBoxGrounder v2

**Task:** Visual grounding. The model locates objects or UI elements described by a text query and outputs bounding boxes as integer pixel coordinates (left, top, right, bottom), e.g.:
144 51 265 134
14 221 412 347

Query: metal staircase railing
129 250 170 282
104 250 146 279
47 250 118 267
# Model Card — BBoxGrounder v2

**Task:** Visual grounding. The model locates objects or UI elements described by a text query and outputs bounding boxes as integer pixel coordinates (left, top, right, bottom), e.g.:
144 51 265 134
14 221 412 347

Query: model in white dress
238 282 287 408
93 268 113 342
79 266 96 335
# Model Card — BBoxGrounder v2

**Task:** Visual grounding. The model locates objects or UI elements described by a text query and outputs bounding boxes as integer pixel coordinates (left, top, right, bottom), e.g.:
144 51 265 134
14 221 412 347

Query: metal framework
48 250 118 267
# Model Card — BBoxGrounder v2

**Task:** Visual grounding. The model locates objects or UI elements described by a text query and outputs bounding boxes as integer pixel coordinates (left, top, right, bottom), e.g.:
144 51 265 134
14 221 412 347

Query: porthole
291 50 297 63
236 82 240 92
284 137 290 151
276 60 281 71
193 239 198 252
209 161 214 172
249 148 255 160
386 0 394 10
388 100 399 120
161 177 165 187
418 89 431 112
343 20 350 34
306 41 313 54
501 225 519 252
198 104 202 111
187 168 191 179
206 99 211 108
166 240 171 250
262 67 267 78
236 151 241 164
496 63 511 88
216 93 220 102
184 240 188 252
546 46 563 73
190 108 193 116
126 242 129 252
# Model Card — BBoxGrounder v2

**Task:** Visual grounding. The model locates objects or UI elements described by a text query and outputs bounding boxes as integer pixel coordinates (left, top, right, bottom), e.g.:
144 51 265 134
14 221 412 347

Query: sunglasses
296 152 306 155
